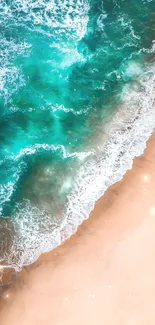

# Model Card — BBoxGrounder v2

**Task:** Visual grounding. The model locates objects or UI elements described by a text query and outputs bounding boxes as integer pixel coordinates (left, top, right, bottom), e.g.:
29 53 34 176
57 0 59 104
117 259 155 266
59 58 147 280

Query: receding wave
0 0 155 269
1 62 155 269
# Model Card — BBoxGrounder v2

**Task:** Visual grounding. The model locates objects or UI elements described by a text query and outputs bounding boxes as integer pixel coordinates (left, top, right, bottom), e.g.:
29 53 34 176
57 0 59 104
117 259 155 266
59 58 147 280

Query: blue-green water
0 0 155 268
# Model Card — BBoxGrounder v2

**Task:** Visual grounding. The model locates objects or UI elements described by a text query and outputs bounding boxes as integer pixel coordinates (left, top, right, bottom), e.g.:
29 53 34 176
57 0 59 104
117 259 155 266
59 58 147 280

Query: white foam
0 0 89 108
97 12 107 31
0 39 30 101
0 182 14 207
1 63 155 270
125 62 143 78
61 66 155 237
0 0 89 41
0 66 25 101
9 143 92 161
0 161 25 216
0 142 92 218
50 103 89 115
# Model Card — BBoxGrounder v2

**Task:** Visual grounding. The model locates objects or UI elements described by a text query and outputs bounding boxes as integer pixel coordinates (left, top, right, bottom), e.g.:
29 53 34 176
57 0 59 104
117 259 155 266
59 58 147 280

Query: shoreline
1 131 155 323
1 68 155 269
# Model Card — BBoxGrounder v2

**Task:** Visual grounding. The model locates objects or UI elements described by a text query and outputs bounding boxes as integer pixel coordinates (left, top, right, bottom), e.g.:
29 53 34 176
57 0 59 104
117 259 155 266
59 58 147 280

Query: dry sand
0 132 155 324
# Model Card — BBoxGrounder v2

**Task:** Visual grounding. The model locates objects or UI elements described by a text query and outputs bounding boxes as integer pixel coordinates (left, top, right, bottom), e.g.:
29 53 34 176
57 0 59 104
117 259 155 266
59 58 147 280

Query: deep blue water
0 0 155 268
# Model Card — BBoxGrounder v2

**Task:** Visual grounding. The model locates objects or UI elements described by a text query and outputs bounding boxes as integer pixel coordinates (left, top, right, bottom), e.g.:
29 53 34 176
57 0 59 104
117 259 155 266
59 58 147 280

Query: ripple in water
0 0 155 269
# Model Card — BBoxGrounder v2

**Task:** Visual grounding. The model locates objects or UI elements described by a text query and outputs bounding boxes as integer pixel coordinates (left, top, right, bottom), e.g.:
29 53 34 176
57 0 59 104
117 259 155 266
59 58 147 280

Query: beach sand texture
0 132 155 324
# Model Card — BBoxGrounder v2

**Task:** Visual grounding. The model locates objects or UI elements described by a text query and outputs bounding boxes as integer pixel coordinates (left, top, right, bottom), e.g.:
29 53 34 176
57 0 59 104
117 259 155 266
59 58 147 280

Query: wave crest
1 63 155 270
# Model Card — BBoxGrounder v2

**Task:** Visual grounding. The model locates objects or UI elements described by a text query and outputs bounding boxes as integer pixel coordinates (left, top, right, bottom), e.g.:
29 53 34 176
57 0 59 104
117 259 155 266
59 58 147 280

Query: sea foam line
27 65 155 263
1 64 155 270
59 67 155 238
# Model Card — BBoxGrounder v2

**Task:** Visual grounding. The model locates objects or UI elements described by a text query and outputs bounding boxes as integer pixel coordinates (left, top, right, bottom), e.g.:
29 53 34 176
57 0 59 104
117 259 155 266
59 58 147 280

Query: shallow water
0 0 155 269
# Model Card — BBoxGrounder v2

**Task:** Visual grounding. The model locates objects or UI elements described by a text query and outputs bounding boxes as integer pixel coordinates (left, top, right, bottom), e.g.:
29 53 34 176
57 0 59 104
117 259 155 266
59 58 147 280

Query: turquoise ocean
0 0 155 269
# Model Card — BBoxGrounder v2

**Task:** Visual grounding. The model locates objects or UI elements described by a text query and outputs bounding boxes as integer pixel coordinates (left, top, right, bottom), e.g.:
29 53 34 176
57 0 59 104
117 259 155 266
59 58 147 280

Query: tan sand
1 132 155 324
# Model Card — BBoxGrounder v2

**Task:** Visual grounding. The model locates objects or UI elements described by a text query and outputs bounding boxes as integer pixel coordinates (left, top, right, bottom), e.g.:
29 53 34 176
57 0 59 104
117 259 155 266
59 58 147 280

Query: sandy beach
0 131 155 324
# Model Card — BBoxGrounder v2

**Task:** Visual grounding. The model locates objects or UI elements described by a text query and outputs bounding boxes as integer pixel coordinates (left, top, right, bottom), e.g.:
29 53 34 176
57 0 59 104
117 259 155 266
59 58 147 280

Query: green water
0 0 155 267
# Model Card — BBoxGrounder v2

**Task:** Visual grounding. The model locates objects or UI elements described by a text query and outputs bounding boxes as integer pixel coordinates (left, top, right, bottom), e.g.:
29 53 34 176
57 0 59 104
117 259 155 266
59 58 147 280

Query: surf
0 0 155 269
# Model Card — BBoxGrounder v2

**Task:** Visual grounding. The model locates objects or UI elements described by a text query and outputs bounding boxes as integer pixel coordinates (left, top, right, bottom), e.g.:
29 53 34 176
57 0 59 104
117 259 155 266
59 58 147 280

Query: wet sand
1 132 155 324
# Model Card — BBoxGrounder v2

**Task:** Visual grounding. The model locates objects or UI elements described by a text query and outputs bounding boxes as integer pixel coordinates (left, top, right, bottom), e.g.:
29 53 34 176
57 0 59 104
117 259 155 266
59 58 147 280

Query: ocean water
0 0 155 269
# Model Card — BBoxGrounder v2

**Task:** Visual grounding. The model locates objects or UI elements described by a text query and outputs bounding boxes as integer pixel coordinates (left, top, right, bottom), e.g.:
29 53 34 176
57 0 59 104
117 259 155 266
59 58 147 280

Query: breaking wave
0 0 155 269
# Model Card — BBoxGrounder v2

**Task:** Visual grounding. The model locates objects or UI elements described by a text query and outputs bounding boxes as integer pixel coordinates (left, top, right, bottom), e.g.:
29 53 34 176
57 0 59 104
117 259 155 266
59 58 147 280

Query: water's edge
5 68 154 271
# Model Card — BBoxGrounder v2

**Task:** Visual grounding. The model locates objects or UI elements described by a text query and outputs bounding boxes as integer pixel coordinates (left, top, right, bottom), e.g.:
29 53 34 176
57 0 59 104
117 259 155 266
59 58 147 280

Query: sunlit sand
0 132 155 325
